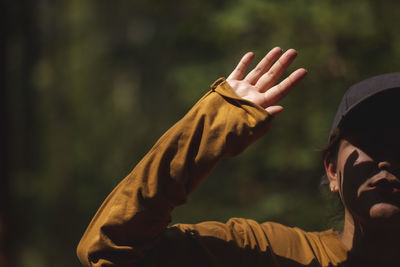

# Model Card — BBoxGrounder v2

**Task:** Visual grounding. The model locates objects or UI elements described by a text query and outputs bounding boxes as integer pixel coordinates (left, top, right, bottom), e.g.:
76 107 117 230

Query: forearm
76 79 271 267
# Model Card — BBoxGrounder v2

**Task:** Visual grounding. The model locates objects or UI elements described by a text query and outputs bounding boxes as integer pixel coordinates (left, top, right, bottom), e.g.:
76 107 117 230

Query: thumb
265 105 284 116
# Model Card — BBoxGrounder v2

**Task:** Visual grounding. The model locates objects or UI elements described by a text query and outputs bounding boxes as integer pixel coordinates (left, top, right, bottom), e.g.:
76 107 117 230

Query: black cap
328 72 400 142
321 72 400 185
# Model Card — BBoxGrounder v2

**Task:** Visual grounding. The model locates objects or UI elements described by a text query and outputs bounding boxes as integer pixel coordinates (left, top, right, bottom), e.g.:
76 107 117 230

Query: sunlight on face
336 128 400 227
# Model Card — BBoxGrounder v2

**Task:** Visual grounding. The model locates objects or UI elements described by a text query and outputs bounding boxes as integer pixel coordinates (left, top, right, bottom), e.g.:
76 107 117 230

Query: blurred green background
2 0 400 266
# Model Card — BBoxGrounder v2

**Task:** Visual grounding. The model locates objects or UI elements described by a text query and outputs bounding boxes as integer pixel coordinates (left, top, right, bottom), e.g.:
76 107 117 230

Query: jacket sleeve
76 78 272 267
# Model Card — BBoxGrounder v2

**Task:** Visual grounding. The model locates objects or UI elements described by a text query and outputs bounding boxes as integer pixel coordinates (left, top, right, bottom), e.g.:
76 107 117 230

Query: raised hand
226 47 307 115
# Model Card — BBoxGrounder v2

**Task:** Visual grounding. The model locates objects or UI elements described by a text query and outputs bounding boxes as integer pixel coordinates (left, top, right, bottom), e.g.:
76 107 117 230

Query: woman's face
334 127 400 227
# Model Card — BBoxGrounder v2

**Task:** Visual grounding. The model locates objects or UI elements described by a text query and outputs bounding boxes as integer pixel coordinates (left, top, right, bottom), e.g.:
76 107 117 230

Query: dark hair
320 127 342 185
319 128 345 228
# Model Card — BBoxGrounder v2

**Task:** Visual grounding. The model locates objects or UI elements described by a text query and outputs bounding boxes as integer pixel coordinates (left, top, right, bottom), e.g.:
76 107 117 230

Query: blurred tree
3 0 41 266
1 1 9 265
4 0 400 266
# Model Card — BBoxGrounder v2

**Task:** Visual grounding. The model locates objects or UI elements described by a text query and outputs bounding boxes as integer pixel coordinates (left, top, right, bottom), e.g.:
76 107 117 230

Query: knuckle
276 59 284 68
236 65 244 73
266 70 275 79
254 65 263 73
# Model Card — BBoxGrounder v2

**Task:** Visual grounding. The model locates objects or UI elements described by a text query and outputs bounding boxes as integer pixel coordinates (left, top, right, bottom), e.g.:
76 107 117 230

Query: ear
324 153 339 193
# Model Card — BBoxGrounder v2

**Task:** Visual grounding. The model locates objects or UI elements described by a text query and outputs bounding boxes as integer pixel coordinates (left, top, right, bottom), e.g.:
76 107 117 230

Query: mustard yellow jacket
77 79 348 267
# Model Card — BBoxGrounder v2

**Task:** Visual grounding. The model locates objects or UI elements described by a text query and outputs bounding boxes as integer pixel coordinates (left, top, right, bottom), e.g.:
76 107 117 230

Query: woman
77 47 400 266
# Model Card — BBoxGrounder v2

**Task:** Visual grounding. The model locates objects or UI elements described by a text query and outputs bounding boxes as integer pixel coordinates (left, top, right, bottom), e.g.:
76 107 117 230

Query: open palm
227 47 307 115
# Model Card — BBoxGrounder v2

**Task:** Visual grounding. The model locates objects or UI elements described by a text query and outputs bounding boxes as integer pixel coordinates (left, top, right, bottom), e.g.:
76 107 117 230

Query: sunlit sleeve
76 78 272 267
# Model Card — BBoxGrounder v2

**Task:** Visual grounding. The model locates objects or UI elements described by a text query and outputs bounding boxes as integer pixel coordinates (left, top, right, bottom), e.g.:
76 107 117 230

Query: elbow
76 238 89 267
76 235 95 267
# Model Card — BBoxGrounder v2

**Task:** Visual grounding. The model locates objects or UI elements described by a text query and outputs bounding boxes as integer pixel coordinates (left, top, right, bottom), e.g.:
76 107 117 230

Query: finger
244 47 282 84
227 52 255 80
262 68 307 106
265 105 284 115
256 49 298 92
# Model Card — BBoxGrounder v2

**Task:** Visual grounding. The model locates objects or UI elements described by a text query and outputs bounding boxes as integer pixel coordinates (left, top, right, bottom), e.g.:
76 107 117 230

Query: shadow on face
339 141 400 227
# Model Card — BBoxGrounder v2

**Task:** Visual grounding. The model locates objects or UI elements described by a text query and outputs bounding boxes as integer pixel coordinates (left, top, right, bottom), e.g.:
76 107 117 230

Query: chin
368 203 400 225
